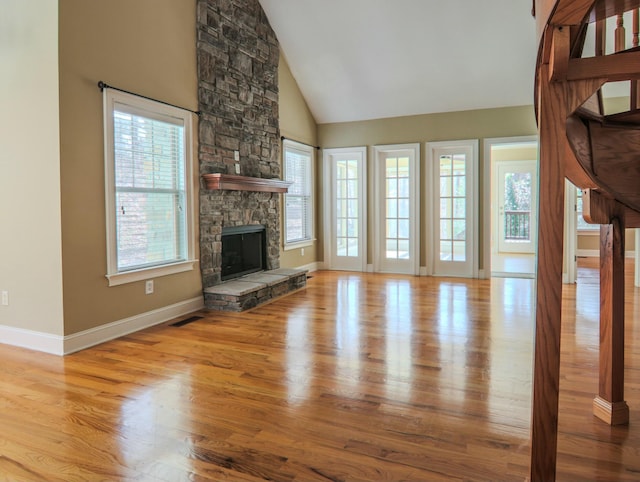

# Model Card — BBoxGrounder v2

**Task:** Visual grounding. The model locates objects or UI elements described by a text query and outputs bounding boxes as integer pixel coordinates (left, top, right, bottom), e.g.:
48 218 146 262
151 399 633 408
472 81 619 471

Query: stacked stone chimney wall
197 0 281 288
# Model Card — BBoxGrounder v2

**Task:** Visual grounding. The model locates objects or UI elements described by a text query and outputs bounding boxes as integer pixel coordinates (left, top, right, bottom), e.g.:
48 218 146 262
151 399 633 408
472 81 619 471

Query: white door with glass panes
374 144 420 275
428 141 478 278
323 147 367 271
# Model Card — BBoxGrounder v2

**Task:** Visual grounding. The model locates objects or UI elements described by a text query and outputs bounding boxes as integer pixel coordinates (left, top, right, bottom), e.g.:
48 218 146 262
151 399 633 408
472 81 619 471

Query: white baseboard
419 266 428 276
297 261 321 273
491 271 535 279
366 264 374 273
577 249 598 257
0 296 204 356
577 249 636 258
63 296 204 355
0 325 64 355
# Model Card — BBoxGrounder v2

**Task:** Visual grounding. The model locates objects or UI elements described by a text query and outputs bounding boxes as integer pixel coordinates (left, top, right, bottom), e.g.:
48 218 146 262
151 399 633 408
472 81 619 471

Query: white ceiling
258 0 539 124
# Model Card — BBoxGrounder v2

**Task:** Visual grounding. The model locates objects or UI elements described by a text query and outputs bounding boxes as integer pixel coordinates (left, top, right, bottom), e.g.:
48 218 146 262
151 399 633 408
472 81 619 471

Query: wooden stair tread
604 109 640 125
567 112 640 214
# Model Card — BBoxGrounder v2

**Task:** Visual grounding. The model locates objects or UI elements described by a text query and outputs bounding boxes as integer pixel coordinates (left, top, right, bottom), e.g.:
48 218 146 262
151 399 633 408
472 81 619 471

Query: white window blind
284 141 313 246
113 108 186 271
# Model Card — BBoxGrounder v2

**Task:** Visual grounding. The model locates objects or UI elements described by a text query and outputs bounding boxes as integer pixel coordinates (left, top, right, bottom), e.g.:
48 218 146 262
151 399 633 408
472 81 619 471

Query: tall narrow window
336 158 359 257
283 139 314 247
385 155 411 260
439 154 467 262
104 89 196 286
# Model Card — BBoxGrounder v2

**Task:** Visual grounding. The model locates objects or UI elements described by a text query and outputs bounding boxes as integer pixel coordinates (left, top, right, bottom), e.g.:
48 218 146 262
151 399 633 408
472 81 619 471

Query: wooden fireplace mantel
202 173 292 193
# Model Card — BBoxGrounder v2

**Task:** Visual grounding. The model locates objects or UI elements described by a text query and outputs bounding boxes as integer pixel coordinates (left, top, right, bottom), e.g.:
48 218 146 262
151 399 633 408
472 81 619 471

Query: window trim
103 89 197 286
282 139 315 250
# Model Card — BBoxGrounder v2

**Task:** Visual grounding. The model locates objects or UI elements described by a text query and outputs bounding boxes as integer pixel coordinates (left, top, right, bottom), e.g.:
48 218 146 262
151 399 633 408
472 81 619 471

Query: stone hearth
204 268 308 312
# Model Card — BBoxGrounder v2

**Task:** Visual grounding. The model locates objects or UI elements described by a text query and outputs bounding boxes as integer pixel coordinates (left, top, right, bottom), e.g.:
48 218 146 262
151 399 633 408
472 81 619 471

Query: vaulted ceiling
258 0 539 124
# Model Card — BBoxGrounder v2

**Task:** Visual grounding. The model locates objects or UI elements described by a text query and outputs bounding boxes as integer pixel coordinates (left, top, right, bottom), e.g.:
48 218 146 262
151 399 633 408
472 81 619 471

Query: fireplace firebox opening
221 225 266 281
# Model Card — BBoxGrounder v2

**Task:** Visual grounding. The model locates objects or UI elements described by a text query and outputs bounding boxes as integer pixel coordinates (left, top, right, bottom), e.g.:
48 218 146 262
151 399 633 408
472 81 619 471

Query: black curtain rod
281 136 320 150
98 81 201 116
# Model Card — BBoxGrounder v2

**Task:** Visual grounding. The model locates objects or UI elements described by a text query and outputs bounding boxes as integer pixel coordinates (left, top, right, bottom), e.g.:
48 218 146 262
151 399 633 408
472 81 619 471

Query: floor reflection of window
437 283 469 406
120 375 190 468
385 280 413 402
488 277 535 425
335 277 361 388
286 306 312 403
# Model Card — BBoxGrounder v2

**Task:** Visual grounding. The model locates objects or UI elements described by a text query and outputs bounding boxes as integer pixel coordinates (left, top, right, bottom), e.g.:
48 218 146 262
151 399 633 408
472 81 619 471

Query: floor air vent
170 315 204 327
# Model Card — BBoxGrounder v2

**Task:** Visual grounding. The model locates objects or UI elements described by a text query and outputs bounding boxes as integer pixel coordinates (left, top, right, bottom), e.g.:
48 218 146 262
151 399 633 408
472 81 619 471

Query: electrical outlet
301 248 305 256
145 280 154 295
1 291 8 306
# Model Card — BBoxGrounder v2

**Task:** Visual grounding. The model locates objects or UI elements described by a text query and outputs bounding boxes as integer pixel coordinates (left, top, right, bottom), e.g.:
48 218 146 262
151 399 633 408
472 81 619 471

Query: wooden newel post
529 62 567 482
593 218 630 425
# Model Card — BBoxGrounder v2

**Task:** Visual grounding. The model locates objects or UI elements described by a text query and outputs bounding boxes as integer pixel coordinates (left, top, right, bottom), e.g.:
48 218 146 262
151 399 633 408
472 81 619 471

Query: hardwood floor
1 260 639 480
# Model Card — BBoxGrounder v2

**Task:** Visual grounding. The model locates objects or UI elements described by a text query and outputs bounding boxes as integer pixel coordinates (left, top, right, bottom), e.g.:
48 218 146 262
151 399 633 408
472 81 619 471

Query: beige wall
278 54 319 269
491 145 537 162
578 229 636 254
318 105 538 271
0 0 64 335
59 0 202 335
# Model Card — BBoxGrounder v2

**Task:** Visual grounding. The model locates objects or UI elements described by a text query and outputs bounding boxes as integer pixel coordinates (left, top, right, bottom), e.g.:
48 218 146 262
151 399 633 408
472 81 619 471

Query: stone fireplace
196 0 307 311
196 0 281 289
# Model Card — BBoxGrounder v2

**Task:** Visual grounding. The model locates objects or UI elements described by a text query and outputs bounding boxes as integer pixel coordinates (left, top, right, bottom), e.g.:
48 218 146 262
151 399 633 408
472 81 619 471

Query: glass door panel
324 148 367 271
374 145 420 275
430 141 477 278
336 159 360 257
438 154 467 262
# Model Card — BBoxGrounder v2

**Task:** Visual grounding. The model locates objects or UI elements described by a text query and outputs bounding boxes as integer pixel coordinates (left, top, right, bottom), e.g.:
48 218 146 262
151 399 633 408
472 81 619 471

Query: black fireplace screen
221 225 266 281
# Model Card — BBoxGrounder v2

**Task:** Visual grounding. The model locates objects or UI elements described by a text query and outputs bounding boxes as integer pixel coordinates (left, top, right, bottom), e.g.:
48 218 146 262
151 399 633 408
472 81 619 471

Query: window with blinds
103 89 195 286
283 140 314 247
113 109 186 271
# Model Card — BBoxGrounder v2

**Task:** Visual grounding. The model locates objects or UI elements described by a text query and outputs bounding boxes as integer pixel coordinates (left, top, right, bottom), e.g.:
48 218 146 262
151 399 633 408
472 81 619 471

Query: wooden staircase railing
530 0 640 480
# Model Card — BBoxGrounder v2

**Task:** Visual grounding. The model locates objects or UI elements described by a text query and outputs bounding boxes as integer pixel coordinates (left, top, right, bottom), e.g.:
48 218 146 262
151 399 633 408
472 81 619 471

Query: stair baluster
633 10 639 109
615 14 626 52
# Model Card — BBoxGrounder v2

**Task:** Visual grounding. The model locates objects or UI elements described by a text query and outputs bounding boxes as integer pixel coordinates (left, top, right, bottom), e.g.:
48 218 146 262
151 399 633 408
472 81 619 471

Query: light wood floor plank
0 259 639 480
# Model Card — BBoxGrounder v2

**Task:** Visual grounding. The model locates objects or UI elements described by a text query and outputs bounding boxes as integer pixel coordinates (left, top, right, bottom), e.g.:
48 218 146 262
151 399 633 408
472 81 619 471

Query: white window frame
103 89 197 287
283 139 315 249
